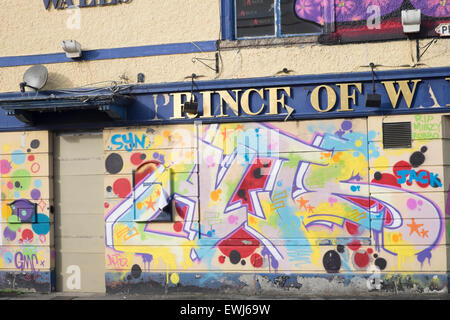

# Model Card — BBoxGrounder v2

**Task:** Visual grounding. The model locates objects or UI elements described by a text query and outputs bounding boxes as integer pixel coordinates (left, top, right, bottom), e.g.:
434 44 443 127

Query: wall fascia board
0 66 448 132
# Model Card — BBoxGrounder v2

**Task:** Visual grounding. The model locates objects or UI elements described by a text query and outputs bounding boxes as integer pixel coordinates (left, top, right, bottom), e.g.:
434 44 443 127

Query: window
232 0 330 39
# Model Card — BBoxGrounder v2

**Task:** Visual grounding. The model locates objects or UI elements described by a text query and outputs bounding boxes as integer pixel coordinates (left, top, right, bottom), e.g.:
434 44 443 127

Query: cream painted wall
0 1 449 93
0 0 220 57
0 38 449 93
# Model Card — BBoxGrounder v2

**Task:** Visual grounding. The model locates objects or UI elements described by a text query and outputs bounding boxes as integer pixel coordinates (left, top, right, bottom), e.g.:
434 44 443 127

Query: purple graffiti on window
410 0 450 17
295 0 325 25
333 0 403 22
295 0 450 24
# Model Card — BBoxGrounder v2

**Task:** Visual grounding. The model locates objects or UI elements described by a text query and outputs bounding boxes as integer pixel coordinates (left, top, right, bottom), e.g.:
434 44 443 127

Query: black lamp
366 63 381 108
183 73 198 115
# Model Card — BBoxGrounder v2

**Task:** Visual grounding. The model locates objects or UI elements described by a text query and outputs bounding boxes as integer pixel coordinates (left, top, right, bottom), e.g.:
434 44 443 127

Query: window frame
222 0 335 41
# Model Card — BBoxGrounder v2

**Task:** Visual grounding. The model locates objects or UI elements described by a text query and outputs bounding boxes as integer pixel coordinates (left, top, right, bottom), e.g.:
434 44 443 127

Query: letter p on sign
435 23 450 36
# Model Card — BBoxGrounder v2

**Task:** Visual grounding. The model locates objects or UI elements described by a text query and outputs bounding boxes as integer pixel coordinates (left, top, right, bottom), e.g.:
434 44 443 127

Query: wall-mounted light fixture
275 67 294 75
401 9 421 33
183 73 198 115
61 40 82 58
365 63 381 108
137 73 145 83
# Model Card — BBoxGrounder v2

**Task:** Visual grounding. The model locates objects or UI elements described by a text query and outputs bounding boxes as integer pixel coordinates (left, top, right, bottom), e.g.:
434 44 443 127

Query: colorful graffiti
0 132 52 284
104 116 445 285
293 0 450 42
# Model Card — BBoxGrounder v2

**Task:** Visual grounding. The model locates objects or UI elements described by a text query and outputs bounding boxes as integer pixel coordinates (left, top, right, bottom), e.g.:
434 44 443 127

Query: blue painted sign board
0 67 448 131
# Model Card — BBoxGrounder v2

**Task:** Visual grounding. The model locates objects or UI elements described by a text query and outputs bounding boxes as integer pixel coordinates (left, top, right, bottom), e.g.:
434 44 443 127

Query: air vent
382 122 412 149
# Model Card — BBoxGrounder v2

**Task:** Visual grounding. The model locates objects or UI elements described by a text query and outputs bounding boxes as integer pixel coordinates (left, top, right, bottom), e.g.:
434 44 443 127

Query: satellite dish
20 65 48 92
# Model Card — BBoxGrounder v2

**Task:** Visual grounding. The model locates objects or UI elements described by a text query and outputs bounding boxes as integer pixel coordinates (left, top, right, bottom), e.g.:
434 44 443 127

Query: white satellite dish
20 65 48 92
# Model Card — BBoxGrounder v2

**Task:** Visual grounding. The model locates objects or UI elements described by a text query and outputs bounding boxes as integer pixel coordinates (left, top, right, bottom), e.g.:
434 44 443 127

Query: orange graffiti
296 197 309 210
211 189 222 201
407 218 423 237
117 226 139 241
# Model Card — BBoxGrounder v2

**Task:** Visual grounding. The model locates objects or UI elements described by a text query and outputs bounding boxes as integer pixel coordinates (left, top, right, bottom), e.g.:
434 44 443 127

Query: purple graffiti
14 252 38 272
410 0 450 17
295 0 324 25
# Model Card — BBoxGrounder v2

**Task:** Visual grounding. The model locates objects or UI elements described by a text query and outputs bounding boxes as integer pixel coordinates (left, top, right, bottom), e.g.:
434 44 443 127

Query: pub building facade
0 0 449 295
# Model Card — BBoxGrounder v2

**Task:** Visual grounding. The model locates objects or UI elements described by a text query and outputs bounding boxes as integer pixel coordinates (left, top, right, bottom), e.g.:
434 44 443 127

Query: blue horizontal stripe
0 41 217 67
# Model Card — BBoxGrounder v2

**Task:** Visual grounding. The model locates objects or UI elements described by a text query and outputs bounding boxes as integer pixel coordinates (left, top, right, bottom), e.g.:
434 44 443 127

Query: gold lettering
216 90 241 117
267 87 291 115
381 79 421 109
310 85 337 113
199 91 214 118
336 83 362 112
169 92 197 119
170 92 188 119
241 88 265 116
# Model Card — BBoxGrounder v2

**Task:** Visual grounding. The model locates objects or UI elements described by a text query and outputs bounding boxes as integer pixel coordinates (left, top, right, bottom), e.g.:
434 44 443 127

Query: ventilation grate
382 122 412 149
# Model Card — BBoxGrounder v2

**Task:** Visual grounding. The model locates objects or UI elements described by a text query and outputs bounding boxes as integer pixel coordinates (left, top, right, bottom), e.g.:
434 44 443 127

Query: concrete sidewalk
0 291 449 300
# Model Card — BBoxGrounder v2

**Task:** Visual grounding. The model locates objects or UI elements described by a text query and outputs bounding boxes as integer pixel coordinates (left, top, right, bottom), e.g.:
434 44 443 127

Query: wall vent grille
382 122 412 149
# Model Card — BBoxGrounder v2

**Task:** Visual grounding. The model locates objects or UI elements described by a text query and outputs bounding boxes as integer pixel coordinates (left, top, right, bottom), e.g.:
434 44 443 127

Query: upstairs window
233 0 332 39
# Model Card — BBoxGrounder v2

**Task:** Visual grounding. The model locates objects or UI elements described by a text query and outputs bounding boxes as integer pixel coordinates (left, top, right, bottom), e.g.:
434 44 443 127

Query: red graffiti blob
347 239 361 251
345 221 362 236
250 253 263 268
173 221 183 232
113 178 132 198
175 202 187 219
22 229 33 242
130 153 145 166
393 160 412 176
343 196 375 210
384 209 393 226
414 170 433 188
218 227 260 261
354 251 370 269
133 160 161 185
229 158 273 214
373 173 402 188
218 255 226 264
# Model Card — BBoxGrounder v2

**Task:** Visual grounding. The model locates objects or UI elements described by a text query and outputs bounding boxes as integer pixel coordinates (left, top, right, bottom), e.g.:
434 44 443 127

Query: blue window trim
221 0 236 40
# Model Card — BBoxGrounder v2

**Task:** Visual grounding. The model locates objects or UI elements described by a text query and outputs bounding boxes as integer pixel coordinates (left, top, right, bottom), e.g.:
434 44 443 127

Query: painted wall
0 1 449 95
0 131 53 292
0 0 220 57
103 114 448 293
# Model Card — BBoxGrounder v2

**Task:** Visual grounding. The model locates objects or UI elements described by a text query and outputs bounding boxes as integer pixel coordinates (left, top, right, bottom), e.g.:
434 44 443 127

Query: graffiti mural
293 0 450 42
0 131 52 291
104 116 445 289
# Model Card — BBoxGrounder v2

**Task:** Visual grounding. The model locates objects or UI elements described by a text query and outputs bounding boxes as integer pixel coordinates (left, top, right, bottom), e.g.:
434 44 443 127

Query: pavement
0 291 449 300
